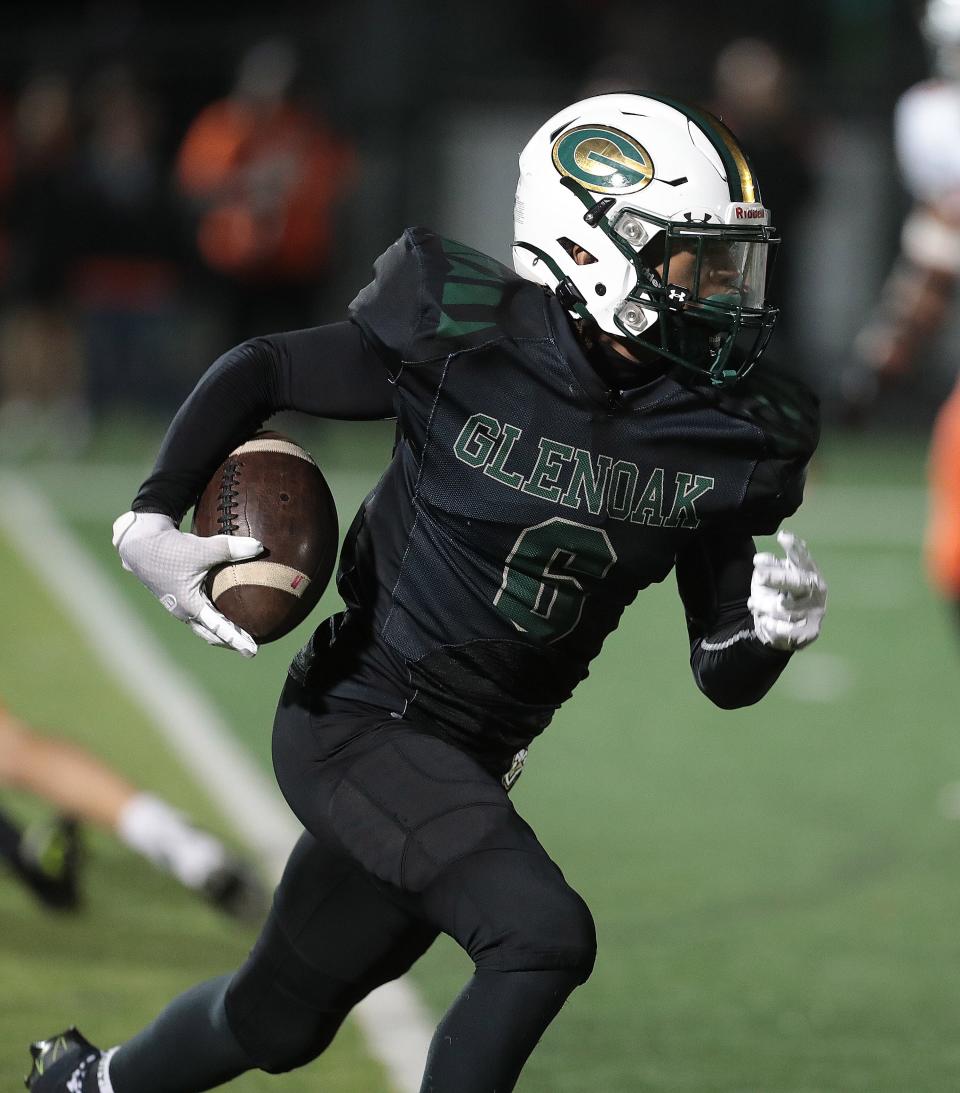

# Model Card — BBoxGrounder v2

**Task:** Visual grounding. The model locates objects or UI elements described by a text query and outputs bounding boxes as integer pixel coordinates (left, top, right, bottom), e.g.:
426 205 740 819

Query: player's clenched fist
111 510 262 657
748 530 827 651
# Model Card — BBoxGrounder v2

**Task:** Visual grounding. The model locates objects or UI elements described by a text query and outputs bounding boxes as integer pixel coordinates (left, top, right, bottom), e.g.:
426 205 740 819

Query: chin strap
513 241 593 323
555 277 588 313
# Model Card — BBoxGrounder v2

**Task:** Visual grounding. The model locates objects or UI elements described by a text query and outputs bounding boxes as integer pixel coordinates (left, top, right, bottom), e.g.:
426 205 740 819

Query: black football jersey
294 227 818 766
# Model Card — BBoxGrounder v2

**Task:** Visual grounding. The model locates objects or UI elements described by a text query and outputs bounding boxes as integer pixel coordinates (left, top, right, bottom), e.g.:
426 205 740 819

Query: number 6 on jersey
494 517 617 642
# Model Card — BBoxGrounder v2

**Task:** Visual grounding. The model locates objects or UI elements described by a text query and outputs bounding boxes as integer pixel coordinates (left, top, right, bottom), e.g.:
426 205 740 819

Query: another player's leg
0 802 80 910
114 791 266 921
0 705 266 919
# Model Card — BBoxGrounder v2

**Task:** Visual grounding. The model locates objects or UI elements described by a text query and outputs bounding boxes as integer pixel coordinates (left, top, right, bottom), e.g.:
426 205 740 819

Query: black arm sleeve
132 320 395 521
676 526 792 710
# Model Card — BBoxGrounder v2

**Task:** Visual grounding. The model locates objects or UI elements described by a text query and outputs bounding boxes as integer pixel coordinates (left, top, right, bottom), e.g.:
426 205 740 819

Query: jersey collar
546 293 683 413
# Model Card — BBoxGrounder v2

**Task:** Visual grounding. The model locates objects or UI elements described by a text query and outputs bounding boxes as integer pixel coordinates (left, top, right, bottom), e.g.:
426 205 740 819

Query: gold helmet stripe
636 93 760 204
707 113 758 204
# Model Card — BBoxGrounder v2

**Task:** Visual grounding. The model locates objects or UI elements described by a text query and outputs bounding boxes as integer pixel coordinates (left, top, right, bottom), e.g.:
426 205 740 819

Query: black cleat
201 858 270 924
25 1027 101 1090
15 817 82 911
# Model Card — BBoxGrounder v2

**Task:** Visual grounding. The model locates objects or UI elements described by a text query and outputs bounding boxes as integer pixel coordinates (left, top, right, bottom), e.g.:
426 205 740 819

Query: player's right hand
111 510 263 657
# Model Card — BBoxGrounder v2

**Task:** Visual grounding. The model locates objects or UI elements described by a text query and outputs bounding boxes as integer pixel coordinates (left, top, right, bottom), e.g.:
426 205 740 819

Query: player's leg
222 827 438 1075
0 704 265 918
274 706 596 1093
393 750 596 1093
420 969 588 1092
37 688 592 1092
88 685 438 1090
102 827 437 1091
926 379 960 622
415 836 595 1093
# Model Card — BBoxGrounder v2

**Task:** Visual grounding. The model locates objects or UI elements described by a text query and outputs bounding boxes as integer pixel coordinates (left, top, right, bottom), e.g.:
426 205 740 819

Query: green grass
7 422 960 1091
0 532 388 1091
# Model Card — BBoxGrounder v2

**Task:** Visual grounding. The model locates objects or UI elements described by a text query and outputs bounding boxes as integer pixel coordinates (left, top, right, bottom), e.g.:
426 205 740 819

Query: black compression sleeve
109 974 253 1090
132 321 395 521
676 527 791 710
421 969 583 1093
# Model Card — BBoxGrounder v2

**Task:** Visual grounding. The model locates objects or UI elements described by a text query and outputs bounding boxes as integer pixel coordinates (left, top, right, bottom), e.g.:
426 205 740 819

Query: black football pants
111 676 595 1092
237 676 597 1079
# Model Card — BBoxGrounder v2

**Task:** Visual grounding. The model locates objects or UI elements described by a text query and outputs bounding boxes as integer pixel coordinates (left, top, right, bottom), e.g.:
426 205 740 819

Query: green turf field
4 420 960 1092
0 441 390 1090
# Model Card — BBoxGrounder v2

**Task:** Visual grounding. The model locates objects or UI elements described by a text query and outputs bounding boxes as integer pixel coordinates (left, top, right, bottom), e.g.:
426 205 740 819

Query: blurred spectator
710 37 818 375
0 71 87 460
845 0 960 625
68 65 188 413
175 36 356 341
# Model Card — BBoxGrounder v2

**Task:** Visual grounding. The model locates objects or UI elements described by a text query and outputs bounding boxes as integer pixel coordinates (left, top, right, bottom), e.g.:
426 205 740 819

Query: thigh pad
328 730 513 892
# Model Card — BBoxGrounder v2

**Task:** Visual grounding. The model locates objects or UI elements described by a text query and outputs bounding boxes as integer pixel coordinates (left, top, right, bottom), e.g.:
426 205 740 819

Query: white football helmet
922 0 960 77
513 92 779 385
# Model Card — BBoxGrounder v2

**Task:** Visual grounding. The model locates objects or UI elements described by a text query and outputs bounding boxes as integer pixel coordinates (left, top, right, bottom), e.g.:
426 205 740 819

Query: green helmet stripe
634 92 760 204
513 241 592 323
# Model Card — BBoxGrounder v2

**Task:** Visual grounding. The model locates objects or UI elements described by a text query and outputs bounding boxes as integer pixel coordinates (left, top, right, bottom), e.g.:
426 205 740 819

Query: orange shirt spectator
177 94 355 285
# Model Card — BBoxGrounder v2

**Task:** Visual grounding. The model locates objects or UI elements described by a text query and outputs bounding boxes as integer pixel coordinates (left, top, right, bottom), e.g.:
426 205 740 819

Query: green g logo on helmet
552 125 654 194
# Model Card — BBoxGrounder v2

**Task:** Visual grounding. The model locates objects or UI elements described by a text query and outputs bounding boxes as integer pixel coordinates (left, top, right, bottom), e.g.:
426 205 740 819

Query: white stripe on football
211 561 312 600
230 438 317 464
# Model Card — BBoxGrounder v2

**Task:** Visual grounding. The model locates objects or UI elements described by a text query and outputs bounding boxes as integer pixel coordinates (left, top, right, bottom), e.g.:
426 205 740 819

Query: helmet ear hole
558 237 597 265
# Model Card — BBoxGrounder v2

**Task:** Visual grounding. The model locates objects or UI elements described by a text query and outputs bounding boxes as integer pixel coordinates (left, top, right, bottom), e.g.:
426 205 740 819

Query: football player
0 702 266 919
27 93 826 1092
847 0 960 619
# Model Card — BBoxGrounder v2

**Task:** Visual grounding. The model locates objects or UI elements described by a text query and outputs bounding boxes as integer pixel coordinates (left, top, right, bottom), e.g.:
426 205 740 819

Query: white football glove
112 510 263 657
748 530 827 651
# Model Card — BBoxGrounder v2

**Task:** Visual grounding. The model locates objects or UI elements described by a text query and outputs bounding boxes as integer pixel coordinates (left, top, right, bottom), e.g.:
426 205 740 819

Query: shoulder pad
716 364 820 463
350 227 550 365
715 365 821 534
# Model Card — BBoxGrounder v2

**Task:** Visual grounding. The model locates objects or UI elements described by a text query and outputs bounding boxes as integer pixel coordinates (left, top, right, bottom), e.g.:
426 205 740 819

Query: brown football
192 431 338 643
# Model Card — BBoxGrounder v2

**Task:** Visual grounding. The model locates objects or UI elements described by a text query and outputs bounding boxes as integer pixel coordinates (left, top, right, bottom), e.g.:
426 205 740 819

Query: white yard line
0 470 435 1093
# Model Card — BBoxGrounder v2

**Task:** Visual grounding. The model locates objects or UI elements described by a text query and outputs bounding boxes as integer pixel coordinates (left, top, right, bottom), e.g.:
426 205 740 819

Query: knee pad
224 917 349 1073
502 886 597 983
452 858 597 982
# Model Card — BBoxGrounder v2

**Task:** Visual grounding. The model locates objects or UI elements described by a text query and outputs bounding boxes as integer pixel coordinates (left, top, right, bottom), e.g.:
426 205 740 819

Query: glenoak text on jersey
453 410 716 528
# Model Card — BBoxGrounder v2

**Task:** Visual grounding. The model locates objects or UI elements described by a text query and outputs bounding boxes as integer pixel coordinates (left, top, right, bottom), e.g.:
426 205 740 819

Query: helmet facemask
547 177 780 385
606 207 780 385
